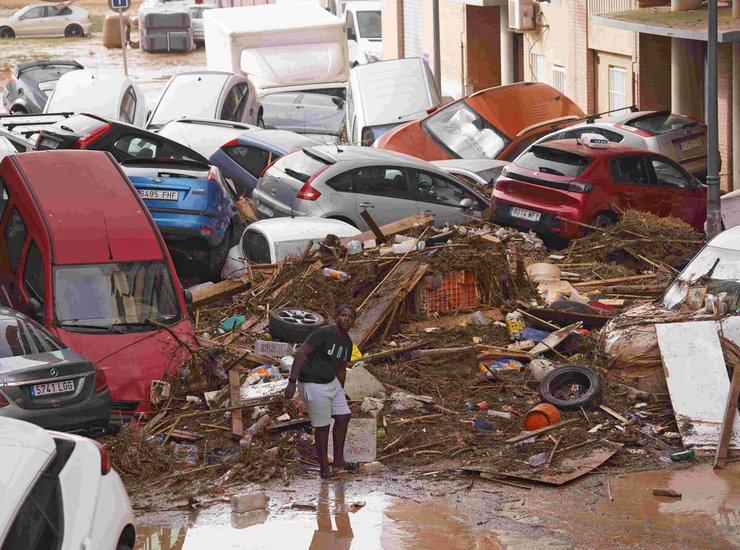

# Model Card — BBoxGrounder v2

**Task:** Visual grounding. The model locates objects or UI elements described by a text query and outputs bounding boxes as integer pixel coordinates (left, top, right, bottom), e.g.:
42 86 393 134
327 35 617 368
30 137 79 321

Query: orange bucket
522 403 561 431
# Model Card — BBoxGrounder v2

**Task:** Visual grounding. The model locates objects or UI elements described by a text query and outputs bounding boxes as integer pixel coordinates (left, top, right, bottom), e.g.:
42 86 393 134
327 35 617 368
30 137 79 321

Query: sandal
319 469 341 480
334 460 360 473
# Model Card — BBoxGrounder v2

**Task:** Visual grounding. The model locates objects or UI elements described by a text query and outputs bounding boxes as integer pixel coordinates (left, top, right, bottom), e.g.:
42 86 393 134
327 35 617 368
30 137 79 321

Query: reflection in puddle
135 480 500 550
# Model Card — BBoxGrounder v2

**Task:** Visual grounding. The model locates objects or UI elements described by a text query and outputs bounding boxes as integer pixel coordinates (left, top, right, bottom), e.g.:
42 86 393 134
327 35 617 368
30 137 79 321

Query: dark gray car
2 60 84 115
0 307 111 436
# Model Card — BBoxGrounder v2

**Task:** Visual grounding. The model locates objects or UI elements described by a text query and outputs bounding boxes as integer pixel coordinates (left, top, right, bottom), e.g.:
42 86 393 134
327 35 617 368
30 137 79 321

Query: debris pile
104 209 722 506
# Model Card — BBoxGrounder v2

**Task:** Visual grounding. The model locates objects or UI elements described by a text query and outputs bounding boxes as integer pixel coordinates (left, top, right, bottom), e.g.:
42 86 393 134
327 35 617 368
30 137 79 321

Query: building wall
719 42 733 190
464 5 502 93
595 51 634 113
381 0 403 59
637 34 671 111
432 0 466 98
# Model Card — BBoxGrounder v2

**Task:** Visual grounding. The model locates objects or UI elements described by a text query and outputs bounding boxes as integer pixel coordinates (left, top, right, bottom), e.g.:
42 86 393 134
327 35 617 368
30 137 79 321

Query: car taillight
73 123 111 149
94 441 111 475
296 165 330 201
94 368 108 393
223 138 239 148
567 181 594 193
200 225 213 236
0 392 8 408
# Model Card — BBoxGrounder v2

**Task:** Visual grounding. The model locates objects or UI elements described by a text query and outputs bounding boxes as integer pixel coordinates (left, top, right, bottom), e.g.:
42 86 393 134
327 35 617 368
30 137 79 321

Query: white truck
204 3 349 98
344 1 382 66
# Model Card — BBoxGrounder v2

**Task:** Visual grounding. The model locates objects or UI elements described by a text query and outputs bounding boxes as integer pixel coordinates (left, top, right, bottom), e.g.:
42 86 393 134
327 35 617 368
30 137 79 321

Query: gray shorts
298 378 351 427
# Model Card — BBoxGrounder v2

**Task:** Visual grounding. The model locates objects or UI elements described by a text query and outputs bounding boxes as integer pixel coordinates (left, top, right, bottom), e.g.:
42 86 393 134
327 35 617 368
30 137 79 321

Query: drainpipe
500 6 514 85
733 0 740 191
432 0 442 92
706 0 721 238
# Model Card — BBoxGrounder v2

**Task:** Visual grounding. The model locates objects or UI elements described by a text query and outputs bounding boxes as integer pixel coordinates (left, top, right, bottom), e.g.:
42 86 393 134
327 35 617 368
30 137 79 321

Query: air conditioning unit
509 0 535 31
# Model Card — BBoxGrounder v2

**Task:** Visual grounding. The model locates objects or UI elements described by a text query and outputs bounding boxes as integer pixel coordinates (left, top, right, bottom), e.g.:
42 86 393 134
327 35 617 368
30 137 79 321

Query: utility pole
706 0 721 239
432 0 441 93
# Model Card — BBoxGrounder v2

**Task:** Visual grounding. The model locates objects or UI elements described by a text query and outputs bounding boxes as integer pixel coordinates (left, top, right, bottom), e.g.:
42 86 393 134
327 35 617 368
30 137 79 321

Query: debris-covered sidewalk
104 208 739 511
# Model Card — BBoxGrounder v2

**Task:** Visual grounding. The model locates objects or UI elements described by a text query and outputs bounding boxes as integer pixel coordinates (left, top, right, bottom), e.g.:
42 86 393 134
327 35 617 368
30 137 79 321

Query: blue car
209 129 323 198
122 158 241 278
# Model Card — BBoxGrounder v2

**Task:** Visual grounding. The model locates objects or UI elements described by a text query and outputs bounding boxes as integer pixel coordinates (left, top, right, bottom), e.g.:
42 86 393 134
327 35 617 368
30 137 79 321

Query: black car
33 112 210 164
0 307 112 436
2 60 84 115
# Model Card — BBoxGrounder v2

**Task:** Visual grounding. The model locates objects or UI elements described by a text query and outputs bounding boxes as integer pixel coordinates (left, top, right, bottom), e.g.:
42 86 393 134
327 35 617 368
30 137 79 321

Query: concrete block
231 490 268 513
344 366 385 400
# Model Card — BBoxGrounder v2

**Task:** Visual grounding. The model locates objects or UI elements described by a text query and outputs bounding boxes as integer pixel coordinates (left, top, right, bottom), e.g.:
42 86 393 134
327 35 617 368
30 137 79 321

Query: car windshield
53 261 180 329
423 102 510 160
149 74 226 127
514 146 592 177
628 113 699 136
356 11 381 39
0 313 65 358
662 245 740 311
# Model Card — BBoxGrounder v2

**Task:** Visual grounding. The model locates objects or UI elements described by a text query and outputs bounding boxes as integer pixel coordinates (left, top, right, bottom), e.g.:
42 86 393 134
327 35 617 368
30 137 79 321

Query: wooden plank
229 369 243 438
349 262 428 348
476 347 531 361
505 418 579 444
572 273 656 288
340 213 434 246
402 308 504 332
360 210 386 243
529 322 582 356
191 279 250 308
715 339 740 469
235 196 258 222
598 404 629 424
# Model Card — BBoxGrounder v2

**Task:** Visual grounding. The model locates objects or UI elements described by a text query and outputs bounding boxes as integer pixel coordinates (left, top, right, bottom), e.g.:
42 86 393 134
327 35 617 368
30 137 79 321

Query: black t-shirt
299 325 352 384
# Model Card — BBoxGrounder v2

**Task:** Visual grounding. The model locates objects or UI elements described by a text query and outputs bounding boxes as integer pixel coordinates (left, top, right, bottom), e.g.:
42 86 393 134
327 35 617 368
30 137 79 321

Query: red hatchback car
490 134 706 239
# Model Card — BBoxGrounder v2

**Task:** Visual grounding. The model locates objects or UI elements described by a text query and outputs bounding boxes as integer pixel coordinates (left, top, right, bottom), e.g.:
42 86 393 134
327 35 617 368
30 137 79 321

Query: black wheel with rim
0 27 15 38
269 308 326 342
65 24 83 37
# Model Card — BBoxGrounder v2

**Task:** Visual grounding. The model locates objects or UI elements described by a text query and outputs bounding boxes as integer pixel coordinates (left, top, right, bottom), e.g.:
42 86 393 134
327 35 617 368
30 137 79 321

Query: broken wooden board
500 440 623 485
350 261 429 348
525 307 613 330
192 279 250 308
235 196 258 222
656 321 740 450
340 213 434 247
229 369 243 438
528 322 582 356
327 417 377 463
402 308 504 333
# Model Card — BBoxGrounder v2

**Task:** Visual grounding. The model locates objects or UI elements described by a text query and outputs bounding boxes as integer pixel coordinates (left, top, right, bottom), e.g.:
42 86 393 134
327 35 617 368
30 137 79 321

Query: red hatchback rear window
514 145 592 178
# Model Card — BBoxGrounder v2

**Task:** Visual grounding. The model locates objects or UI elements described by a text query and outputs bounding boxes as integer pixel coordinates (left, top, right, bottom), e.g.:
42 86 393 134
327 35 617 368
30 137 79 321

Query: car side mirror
28 298 43 322
459 198 475 209
182 289 193 315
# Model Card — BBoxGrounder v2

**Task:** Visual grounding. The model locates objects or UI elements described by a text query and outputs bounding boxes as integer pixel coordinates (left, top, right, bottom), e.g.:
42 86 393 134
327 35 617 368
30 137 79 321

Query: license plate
138 189 179 201
40 137 59 149
679 137 703 152
30 379 75 398
257 203 274 217
510 206 541 222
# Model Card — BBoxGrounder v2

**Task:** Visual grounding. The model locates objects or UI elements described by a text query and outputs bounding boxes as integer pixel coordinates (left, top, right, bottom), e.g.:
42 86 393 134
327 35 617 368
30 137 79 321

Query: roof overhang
591 5 740 43
444 0 506 7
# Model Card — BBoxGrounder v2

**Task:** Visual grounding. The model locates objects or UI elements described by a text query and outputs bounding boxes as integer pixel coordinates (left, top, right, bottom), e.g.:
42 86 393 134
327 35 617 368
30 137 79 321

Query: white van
344 1 382 66
222 217 360 277
43 70 148 127
346 57 441 146
204 4 349 99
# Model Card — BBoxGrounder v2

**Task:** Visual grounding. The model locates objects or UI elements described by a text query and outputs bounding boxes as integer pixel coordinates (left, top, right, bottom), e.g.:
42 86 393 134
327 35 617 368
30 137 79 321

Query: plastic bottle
323 268 351 282
240 414 271 446
670 450 695 462
505 311 525 341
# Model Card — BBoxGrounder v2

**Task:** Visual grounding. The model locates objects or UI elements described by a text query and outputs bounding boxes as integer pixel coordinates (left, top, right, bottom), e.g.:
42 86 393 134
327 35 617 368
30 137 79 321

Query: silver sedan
252 145 490 230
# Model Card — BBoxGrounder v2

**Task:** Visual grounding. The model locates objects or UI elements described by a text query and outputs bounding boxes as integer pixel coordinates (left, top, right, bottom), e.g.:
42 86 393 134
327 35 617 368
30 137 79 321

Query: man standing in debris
285 304 359 479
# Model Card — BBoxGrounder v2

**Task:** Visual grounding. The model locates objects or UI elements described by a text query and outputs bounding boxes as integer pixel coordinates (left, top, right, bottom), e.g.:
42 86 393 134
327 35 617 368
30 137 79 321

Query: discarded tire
268 308 325 343
539 365 601 411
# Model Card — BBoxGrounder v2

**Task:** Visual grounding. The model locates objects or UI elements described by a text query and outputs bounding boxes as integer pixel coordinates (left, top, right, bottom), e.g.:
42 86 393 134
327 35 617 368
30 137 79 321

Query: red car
0 150 197 421
490 134 706 239
374 82 584 162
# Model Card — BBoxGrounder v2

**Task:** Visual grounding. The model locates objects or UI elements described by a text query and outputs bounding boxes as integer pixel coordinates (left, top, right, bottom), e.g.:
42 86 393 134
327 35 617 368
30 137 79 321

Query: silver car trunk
256 150 330 214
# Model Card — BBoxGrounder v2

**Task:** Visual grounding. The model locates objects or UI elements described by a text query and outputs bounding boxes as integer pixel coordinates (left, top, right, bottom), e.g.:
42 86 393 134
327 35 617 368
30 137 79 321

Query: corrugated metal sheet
588 0 633 15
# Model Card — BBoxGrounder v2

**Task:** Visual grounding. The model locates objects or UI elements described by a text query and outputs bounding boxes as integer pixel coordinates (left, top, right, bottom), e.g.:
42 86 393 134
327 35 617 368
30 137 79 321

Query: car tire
590 213 615 230
269 308 325 342
10 105 27 115
65 24 84 37
0 27 15 39
257 114 265 129
539 364 601 411
207 226 232 280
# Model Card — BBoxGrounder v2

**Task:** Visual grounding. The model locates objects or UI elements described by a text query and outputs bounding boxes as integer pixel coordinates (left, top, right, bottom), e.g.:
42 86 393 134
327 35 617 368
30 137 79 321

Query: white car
43 70 148 128
0 417 135 550
0 2 92 39
189 4 216 49
344 1 382 66
222 217 360 278
146 71 263 131
157 118 260 159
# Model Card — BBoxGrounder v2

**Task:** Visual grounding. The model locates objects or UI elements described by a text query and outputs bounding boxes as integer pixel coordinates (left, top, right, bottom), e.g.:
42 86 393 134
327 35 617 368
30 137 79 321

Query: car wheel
257 114 265 129
10 105 27 115
207 226 232 280
539 365 602 411
590 212 615 230
64 24 84 37
269 308 326 342
0 27 15 39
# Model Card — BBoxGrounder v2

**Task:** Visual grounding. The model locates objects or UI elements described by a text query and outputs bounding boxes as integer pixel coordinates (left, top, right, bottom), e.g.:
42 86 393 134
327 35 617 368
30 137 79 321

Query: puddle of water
134 482 502 550
523 464 740 549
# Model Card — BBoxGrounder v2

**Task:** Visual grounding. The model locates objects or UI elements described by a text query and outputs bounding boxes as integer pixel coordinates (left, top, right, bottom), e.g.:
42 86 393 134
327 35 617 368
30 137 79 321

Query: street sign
108 0 130 12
